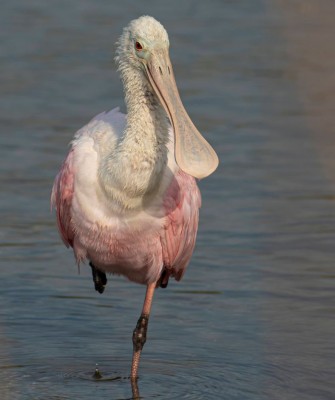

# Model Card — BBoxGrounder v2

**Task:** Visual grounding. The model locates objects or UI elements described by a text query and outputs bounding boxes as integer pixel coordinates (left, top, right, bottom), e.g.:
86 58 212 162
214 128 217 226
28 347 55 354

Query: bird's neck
122 69 169 160
100 67 170 211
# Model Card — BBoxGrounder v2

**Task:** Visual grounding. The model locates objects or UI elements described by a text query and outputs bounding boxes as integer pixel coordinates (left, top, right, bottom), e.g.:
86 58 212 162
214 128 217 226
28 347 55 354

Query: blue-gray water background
1 1 335 399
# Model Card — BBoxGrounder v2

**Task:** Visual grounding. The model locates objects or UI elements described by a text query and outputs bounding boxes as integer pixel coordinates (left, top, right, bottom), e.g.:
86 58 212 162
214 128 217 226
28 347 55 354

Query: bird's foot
158 268 169 288
90 262 107 294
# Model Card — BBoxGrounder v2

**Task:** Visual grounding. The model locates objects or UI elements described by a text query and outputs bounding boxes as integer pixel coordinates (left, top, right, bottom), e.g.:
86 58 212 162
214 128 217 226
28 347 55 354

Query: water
1 0 335 399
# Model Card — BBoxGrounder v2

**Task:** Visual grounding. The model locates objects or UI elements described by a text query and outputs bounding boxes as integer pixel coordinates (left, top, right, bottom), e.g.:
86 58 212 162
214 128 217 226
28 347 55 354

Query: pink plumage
51 149 75 248
51 109 201 286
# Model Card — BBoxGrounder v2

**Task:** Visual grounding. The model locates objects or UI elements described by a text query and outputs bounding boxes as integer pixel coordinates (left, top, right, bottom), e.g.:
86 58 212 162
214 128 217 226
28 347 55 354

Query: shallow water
1 1 335 399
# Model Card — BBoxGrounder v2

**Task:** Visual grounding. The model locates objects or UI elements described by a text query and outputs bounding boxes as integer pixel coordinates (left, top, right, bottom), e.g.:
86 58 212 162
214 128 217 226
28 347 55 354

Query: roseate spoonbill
51 15 218 378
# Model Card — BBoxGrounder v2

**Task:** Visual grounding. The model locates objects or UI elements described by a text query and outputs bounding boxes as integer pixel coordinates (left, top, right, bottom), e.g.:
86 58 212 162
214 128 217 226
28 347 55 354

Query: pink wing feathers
51 108 123 250
160 171 201 284
51 149 75 248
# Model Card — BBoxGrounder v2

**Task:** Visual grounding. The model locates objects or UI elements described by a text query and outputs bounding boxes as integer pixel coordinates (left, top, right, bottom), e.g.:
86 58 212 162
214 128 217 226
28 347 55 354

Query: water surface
1 1 334 399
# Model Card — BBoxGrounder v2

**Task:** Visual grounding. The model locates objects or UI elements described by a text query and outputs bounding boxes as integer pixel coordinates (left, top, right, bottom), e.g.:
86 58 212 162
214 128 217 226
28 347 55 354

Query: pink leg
130 282 156 378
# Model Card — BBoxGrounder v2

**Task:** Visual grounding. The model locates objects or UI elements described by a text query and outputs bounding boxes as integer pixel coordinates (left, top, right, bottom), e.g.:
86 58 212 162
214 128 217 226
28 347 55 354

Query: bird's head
116 16 169 72
116 16 218 179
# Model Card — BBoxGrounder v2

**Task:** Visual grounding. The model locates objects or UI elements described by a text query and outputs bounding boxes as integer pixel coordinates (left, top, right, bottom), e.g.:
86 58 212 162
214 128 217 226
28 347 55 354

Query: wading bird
51 16 218 378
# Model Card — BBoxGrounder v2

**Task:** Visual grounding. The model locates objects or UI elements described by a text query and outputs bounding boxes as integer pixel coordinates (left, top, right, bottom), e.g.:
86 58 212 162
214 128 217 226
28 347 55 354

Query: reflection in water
130 378 140 400
91 363 141 398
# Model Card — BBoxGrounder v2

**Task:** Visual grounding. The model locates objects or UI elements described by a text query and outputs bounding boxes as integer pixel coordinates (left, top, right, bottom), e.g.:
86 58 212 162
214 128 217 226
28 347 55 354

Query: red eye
135 41 143 51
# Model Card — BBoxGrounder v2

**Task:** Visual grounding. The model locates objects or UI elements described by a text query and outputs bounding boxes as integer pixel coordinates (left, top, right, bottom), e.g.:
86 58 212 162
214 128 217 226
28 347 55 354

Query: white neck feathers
99 65 170 212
